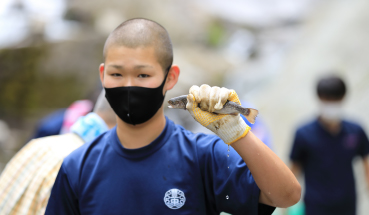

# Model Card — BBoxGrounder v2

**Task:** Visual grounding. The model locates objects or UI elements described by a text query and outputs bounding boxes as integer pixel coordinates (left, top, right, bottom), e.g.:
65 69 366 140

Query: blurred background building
0 0 369 214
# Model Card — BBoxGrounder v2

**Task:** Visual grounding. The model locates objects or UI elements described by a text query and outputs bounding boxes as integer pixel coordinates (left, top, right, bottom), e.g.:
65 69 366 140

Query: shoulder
62 130 111 173
0 134 80 205
341 120 364 131
170 121 226 161
12 133 81 163
171 121 222 146
37 133 83 154
31 133 80 145
341 120 369 139
294 120 318 136
168 119 225 155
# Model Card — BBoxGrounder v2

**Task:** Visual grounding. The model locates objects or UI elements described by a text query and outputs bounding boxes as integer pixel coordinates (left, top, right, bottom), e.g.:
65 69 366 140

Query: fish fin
243 108 259 124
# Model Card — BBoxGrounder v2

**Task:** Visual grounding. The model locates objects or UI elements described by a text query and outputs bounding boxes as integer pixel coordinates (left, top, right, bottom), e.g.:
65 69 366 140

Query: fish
168 95 259 124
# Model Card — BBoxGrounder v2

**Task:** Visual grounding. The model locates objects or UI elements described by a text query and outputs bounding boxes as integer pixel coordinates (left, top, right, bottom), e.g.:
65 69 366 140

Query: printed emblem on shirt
164 188 186 209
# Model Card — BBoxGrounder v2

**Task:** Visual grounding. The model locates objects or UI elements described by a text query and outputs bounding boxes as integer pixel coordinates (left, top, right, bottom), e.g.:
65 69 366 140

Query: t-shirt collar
314 117 344 137
109 116 172 159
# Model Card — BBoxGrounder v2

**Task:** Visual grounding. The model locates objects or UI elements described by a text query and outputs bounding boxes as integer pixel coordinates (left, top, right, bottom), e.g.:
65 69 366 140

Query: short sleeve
290 130 307 164
357 127 369 158
45 164 80 215
196 134 260 215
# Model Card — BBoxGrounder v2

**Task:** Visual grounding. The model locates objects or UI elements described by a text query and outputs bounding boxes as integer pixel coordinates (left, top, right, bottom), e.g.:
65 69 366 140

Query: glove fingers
186 85 249 145
214 87 230 110
209 86 221 112
199 84 211 111
197 85 231 112
186 94 196 111
228 90 241 105
189 85 201 103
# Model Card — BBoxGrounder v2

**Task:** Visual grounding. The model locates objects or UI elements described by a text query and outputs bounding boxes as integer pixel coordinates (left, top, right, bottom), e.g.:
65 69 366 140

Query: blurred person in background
45 18 300 215
0 90 116 215
30 84 105 139
32 99 94 139
289 74 369 215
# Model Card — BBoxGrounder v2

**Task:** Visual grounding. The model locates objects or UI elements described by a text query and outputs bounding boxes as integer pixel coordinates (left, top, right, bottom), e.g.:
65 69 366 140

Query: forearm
363 156 369 189
365 169 369 191
231 131 301 208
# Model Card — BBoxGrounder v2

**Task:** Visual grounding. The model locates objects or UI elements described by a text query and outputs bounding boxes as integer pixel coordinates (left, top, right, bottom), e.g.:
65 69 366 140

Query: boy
46 18 300 215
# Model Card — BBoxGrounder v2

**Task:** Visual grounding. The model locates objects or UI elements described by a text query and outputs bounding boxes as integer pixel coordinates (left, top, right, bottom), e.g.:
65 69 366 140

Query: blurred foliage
207 20 226 47
0 46 85 121
64 8 94 25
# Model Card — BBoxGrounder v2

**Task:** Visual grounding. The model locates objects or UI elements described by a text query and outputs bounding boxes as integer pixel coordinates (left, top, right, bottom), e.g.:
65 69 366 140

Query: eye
138 74 150 78
111 73 122 77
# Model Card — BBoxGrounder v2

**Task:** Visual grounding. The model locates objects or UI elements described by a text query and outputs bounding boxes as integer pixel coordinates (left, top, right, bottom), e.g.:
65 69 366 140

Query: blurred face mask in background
319 101 343 123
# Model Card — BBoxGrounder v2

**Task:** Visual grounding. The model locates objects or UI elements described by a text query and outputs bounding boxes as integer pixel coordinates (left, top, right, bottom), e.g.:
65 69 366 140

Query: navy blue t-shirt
290 119 369 215
45 117 260 215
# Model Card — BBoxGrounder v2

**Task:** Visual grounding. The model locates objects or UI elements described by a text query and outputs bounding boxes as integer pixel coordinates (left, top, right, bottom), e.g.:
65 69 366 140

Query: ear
99 63 105 85
165 64 180 91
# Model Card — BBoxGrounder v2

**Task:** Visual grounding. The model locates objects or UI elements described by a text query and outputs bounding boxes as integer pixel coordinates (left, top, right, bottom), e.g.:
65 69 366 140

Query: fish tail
241 108 259 124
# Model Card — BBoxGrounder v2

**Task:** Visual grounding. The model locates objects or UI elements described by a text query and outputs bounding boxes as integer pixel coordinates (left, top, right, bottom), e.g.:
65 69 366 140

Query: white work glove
186 84 251 145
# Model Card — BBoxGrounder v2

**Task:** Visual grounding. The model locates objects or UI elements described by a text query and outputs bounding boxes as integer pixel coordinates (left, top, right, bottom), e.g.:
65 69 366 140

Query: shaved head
103 18 173 72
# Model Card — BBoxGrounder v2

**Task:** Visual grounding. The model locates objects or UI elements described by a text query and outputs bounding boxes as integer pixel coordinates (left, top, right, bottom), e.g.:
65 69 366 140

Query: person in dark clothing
32 100 93 139
289 74 369 215
32 108 66 139
46 18 300 215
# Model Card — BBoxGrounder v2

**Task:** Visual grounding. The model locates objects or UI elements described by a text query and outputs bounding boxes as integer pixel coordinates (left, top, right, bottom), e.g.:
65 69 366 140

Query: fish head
168 95 188 109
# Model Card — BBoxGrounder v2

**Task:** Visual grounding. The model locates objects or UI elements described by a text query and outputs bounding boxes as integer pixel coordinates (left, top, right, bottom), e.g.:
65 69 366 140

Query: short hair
103 18 173 72
317 74 346 100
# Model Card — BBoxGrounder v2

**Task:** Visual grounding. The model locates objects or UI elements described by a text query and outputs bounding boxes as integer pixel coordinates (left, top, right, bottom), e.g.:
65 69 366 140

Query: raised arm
186 84 301 208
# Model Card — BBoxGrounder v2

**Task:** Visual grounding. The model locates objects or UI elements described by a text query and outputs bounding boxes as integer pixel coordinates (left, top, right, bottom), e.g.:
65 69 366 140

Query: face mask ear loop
127 87 135 125
162 65 171 96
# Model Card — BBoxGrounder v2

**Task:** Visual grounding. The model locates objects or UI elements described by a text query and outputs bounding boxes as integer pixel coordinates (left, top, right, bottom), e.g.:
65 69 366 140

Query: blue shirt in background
290 119 369 215
32 108 66 139
45 117 260 215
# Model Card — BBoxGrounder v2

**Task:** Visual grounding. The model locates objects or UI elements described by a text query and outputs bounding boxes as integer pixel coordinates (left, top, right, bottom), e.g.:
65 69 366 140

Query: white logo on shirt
164 188 186 209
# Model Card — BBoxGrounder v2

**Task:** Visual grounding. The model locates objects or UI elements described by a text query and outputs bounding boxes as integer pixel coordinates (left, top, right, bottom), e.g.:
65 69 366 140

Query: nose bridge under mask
125 77 133 87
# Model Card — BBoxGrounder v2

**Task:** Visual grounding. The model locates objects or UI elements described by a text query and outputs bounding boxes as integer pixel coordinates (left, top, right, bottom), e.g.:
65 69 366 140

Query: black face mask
105 71 169 125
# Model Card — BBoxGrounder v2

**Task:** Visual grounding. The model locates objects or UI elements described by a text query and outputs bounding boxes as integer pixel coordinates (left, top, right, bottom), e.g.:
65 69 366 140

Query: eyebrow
134 65 154 69
107 64 154 70
108 65 123 69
